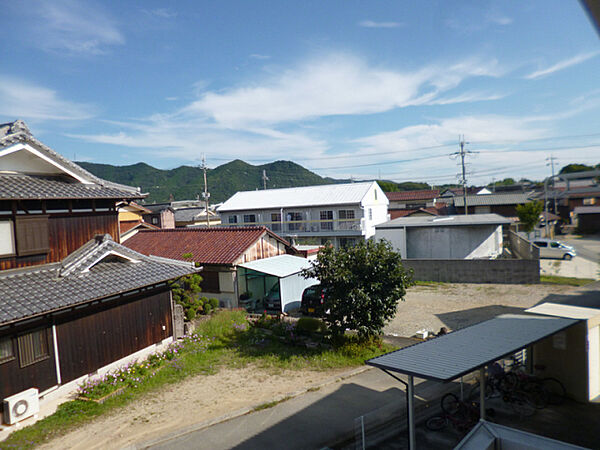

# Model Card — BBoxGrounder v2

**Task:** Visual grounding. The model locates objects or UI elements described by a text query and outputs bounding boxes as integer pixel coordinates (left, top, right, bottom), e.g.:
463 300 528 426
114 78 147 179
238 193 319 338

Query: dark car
301 284 326 316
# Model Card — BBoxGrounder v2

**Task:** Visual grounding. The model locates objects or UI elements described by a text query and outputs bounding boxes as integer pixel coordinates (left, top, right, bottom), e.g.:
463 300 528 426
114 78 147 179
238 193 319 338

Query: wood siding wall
56 290 172 383
241 235 286 263
0 212 119 271
0 327 57 405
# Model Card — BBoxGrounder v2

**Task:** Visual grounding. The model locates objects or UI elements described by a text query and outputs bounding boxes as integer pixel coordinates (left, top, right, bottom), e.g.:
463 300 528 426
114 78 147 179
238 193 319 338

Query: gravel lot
384 283 584 338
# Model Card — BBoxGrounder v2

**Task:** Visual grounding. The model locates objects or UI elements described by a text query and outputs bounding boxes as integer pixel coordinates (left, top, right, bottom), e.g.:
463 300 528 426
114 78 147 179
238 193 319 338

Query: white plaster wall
361 183 389 238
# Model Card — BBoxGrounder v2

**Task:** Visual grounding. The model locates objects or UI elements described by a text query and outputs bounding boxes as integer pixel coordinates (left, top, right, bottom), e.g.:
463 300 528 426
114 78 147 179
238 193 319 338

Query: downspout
52 324 62 385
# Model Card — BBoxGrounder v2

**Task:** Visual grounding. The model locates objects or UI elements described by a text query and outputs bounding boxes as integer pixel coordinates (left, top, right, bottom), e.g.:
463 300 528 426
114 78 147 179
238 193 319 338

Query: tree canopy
302 240 412 339
516 201 543 233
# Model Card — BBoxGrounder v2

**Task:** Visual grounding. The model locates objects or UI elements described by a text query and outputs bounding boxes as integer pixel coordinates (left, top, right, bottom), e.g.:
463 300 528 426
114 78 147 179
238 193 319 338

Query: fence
402 258 540 284
508 230 540 260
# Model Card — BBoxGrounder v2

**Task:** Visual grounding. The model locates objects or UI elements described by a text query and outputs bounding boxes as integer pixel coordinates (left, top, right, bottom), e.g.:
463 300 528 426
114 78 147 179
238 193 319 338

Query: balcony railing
226 218 362 234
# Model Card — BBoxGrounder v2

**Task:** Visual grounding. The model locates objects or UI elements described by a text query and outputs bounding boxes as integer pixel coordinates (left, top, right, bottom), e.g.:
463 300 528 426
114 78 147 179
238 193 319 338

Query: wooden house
124 227 295 307
0 121 195 424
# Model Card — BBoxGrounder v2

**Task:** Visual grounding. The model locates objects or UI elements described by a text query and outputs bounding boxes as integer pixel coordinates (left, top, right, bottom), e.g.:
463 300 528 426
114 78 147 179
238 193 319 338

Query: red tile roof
389 207 439 219
123 226 290 265
385 189 440 201
119 220 159 234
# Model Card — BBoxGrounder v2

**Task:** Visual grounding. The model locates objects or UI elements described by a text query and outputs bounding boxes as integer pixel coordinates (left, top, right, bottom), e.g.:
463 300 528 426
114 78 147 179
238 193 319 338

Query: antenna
201 154 211 227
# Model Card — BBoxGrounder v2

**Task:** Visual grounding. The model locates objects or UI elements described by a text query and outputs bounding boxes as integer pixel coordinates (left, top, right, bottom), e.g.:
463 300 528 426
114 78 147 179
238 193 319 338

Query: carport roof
238 254 312 278
366 314 579 382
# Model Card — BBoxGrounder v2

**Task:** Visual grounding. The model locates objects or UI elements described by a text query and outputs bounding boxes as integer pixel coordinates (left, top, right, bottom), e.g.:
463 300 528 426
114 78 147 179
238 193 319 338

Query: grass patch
412 280 448 288
1 310 393 449
252 396 292 412
540 275 596 286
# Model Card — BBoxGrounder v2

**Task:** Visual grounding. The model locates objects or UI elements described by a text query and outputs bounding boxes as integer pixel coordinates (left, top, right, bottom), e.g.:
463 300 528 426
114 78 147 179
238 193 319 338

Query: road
562 236 600 263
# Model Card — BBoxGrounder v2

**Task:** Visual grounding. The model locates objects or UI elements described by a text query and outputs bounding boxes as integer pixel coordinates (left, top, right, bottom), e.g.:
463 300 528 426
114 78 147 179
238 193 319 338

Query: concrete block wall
402 258 540 284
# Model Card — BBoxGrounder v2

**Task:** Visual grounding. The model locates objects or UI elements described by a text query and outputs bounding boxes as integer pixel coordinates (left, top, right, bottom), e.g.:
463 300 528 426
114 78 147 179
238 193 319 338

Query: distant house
375 214 511 259
120 220 159 242
386 189 440 210
143 203 175 229
117 201 158 241
218 182 389 248
0 120 193 424
174 207 221 227
124 226 295 307
574 206 600 234
452 192 533 218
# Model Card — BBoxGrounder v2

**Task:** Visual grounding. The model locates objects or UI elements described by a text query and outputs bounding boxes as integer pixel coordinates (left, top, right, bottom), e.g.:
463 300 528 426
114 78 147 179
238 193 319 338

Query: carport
366 314 580 450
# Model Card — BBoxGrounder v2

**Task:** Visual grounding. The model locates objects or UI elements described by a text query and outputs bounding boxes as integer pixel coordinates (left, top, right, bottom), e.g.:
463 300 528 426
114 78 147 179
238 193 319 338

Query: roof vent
431 217 455 222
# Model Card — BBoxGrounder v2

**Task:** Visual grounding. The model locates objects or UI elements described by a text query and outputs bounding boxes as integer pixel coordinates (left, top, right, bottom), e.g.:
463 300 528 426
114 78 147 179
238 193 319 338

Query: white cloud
358 20 403 29
485 12 513 26
26 0 124 55
525 51 600 79
249 54 271 60
183 53 504 128
143 8 177 19
0 76 96 121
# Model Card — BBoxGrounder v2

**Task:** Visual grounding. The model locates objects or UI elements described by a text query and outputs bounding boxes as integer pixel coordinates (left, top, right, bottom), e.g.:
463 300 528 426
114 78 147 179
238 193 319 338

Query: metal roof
526 303 600 320
453 192 532 207
376 213 511 229
366 314 579 382
238 254 312 278
218 182 382 212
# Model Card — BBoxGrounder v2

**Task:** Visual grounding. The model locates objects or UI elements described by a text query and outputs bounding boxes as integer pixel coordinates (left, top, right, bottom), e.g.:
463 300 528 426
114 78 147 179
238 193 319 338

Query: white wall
361 183 389 238
376 228 406 258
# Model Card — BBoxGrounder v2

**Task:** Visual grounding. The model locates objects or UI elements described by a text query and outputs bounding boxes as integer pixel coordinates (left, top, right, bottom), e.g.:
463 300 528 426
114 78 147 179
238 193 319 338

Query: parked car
301 284 326 316
532 239 577 260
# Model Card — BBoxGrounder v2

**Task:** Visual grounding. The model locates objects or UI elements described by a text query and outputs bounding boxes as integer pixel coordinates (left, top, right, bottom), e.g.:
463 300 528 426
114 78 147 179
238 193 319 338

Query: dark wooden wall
0 327 58 404
0 212 119 271
56 290 172 383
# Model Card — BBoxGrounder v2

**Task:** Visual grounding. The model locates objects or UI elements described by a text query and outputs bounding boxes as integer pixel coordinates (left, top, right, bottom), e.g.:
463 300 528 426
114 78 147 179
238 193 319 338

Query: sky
1 0 599 186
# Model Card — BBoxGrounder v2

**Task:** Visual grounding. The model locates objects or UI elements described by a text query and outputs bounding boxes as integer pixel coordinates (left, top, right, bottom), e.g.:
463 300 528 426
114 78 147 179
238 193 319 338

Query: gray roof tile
0 235 197 325
0 173 144 200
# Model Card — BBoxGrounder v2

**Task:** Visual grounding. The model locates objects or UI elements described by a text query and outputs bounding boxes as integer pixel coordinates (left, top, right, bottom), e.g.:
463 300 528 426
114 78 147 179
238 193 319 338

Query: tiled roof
218 182 383 211
0 173 144 200
0 234 197 325
124 226 291 265
389 207 439 219
386 189 440 201
0 120 144 199
119 220 159 234
453 192 533 207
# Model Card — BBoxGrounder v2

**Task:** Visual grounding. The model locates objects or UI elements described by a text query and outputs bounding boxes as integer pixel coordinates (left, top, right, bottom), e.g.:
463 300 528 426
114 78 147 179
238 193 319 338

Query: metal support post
408 375 416 450
479 367 486 421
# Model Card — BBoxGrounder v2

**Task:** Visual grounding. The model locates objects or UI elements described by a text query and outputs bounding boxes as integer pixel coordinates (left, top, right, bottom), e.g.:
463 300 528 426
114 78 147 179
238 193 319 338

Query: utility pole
450 135 476 215
201 154 210 227
546 155 558 213
262 170 269 190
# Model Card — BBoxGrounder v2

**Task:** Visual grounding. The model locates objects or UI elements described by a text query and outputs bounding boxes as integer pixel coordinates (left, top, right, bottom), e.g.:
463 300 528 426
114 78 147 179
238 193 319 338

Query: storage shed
526 302 600 402
375 214 511 259
237 255 317 313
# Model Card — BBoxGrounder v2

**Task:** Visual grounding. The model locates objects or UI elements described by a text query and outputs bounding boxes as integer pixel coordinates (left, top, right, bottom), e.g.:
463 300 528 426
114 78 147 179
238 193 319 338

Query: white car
532 239 577 260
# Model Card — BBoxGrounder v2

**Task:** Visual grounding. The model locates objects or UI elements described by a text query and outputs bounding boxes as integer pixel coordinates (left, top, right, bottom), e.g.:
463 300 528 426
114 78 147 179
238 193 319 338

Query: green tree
171 273 204 320
302 240 412 339
516 201 543 233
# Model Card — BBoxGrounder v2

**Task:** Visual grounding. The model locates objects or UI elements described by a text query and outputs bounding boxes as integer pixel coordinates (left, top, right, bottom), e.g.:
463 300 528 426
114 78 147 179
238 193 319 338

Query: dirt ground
39 282 597 449
39 366 348 450
384 283 586 338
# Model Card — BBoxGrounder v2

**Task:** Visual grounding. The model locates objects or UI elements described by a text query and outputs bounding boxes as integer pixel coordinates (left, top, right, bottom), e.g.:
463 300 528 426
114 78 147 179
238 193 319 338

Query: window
0 220 16 257
375 190 378 201
287 212 303 231
338 210 355 220
0 337 14 364
320 210 333 230
15 216 49 256
534 241 547 248
228 215 238 224
200 271 220 293
243 214 256 224
550 242 560 248
18 329 49 367
368 208 373 220
151 216 158 225
271 213 281 231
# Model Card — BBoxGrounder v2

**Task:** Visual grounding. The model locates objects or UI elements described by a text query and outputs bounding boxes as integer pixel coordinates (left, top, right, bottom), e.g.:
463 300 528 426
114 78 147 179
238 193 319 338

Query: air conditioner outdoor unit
3 388 39 425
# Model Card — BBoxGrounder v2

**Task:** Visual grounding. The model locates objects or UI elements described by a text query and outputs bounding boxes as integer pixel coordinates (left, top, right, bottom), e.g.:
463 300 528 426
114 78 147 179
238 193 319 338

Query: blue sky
1 1 599 186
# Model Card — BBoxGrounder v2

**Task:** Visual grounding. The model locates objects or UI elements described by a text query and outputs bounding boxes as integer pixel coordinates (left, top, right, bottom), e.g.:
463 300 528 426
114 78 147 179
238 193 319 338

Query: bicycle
425 393 480 432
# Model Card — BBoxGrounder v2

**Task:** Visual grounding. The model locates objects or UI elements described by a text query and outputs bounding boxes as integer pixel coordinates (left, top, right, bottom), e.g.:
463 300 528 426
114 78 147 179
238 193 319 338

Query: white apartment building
217 181 389 247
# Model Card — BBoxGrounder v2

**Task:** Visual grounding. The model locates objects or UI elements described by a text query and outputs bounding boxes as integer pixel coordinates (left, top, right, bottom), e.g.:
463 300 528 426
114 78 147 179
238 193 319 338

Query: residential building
174 206 221 227
452 192 533 218
375 214 511 259
117 201 158 241
0 120 194 423
217 181 389 248
124 226 295 307
574 206 600 234
142 203 175 228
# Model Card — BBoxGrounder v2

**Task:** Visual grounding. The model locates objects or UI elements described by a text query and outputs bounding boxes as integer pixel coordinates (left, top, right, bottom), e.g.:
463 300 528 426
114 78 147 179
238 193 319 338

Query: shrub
296 317 325 333
209 298 219 308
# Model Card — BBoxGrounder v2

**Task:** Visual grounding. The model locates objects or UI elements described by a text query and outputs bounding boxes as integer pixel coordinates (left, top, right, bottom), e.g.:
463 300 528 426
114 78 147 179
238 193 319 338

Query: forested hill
77 159 340 203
